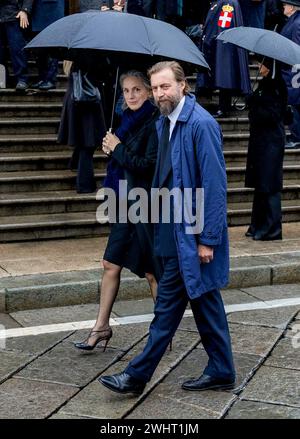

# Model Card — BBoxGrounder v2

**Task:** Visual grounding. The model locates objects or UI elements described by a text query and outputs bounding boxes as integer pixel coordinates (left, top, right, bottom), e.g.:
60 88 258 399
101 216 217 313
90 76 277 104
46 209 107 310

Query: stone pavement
0 283 299 419
1 224 300 312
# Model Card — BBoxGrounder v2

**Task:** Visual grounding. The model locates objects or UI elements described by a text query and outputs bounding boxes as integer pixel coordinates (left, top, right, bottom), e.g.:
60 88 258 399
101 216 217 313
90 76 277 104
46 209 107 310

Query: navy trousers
0 21 28 83
125 257 235 383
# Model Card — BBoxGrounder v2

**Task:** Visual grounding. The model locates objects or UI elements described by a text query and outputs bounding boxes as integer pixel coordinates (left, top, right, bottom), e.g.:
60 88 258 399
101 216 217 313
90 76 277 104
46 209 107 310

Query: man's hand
16 11 29 29
198 244 214 264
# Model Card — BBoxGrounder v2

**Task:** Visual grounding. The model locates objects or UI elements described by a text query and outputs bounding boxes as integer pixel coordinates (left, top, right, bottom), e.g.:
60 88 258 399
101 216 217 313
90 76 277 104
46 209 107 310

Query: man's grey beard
156 94 182 116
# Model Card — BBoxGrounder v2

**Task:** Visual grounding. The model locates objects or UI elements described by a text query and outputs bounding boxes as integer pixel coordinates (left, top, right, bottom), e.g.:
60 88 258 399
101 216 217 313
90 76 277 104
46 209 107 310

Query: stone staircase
0 62 299 242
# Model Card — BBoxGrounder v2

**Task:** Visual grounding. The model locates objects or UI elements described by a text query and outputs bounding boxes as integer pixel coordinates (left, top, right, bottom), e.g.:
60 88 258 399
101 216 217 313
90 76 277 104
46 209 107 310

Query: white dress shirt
167 95 185 140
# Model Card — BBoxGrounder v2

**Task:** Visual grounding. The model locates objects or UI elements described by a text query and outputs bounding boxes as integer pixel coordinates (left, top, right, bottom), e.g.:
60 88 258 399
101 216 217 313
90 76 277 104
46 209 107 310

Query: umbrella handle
109 66 120 131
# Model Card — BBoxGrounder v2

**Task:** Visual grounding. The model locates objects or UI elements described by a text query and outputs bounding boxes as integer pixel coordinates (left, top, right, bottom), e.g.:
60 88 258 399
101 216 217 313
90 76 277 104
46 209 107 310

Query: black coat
112 108 159 193
197 0 251 94
239 0 266 28
0 0 33 22
245 74 287 193
57 72 107 149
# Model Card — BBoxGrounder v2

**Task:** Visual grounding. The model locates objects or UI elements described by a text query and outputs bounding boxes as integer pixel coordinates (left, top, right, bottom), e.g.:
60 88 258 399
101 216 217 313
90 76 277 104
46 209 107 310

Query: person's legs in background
76 147 97 193
34 53 58 90
5 21 29 89
252 191 282 241
286 105 300 148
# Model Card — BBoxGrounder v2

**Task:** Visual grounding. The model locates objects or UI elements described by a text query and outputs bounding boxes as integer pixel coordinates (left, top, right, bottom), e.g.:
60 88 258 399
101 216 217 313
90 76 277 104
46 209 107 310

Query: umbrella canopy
25 11 209 69
217 26 300 66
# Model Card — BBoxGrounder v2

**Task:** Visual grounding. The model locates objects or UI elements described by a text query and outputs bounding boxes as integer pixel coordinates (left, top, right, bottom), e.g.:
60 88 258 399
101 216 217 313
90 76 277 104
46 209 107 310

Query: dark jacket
245 73 287 193
239 0 266 28
197 0 251 94
112 109 159 194
31 0 64 32
0 0 33 22
265 0 286 31
281 11 300 105
57 71 106 149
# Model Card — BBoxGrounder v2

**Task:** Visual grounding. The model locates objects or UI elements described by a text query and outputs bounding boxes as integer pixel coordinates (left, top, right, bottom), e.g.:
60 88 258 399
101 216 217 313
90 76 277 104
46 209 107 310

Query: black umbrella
217 26 300 66
25 10 209 69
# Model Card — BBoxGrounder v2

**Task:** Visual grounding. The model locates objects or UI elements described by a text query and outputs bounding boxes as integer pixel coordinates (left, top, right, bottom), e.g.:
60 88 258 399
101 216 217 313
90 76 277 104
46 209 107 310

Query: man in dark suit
98 61 235 395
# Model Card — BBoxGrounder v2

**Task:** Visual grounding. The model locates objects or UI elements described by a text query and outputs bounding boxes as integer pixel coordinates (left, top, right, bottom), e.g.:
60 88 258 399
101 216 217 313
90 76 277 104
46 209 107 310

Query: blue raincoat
155 94 229 299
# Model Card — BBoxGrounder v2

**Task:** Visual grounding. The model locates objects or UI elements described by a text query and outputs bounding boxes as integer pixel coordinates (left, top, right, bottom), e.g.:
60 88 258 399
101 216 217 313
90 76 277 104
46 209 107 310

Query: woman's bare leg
145 272 157 303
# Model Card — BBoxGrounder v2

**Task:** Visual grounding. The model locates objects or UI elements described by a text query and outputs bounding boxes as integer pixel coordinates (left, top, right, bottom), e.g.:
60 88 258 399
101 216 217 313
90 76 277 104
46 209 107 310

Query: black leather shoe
38 80 56 90
245 225 255 237
182 374 235 391
31 80 44 89
99 372 145 395
253 230 282 241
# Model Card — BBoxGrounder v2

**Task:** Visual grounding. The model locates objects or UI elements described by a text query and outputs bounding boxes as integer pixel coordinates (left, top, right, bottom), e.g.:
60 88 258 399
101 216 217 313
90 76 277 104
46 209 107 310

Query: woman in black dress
75 70 161 350
245 61 288 240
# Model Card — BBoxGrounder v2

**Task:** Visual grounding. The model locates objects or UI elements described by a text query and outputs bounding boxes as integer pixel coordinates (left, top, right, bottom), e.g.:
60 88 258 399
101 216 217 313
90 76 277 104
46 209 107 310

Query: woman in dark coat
75 70 161 350
245 61 288 240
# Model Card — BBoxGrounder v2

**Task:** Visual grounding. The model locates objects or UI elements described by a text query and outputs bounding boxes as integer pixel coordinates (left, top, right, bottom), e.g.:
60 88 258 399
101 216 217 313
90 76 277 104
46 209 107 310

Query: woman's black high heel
74 327 113 352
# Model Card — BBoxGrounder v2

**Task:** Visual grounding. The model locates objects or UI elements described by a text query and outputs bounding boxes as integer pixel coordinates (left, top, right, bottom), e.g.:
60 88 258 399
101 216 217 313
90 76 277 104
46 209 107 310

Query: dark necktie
159 117 170 185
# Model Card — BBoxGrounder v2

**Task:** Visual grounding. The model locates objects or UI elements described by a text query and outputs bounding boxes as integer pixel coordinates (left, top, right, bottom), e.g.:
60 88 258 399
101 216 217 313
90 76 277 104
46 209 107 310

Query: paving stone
226 399 300 419
11 303 101 327
56 368 141 419
0 313 21 329
284 320 300 339
3 331 72 355
16 323 149 387
0 377 78 419
0 351 34 382
164 348 261 396
178 316 198 332
241 284 300 301
221 289 260 306
0 289 5 312
265 338 300 370
127 393 220 419
241 366 300 407
227 306 299 329
49 413 93 419
228 323 282 356
112 298 155 317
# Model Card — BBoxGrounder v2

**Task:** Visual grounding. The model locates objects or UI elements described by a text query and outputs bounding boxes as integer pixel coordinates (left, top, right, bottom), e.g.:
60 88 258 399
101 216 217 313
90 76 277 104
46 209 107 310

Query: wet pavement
0 283 299 419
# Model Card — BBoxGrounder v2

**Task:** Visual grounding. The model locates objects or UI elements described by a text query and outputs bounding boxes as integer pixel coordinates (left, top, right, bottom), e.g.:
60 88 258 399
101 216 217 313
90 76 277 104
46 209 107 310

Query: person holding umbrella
74 70 162 351
245 60 288 240
280 0 300 148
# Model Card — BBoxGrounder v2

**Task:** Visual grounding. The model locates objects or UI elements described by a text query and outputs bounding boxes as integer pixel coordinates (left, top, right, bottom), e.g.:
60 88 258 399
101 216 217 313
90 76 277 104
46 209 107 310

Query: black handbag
72 70 101 104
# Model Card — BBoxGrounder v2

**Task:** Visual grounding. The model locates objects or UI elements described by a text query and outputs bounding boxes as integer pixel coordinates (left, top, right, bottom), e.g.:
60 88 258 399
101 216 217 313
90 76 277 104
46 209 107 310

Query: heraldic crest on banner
218 4 234 28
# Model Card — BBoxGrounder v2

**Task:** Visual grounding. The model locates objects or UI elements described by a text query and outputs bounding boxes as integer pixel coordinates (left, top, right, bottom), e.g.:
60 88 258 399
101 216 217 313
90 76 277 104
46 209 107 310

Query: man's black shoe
182 374 235 391
15 80 29 91
98 372 145 395
38 80 56 90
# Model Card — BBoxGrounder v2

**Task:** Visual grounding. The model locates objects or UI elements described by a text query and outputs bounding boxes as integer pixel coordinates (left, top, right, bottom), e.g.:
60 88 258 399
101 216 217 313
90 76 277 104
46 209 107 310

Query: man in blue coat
196 0 251 118
280 0 300 148
31 0 64 90
99 61 236 395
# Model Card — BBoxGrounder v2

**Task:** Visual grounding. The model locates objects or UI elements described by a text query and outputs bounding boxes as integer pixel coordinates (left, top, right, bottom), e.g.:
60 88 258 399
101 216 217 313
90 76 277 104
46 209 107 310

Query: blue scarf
103 100 156 194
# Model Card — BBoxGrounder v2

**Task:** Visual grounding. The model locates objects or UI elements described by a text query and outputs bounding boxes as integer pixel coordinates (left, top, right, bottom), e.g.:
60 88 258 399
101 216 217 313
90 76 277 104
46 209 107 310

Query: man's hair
148 61 191 95
119 70 151 93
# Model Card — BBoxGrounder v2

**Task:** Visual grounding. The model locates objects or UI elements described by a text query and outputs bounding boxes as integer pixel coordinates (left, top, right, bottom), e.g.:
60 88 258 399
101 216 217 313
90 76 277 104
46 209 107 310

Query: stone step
217 117 249 132
0 117 60 135
0 134 65 153
0 88 66 102
0 170 106 193
228 182 300 204
227 163 300 184
224 148 300 164
0 103 63 118
0 190 101 217
0 151 106 172
227 199 300 226
5 74 68 88
0 211 109 242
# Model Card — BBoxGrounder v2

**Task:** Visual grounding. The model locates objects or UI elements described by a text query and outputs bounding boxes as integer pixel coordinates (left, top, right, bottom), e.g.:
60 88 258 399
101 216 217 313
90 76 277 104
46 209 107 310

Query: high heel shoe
74 327 112 352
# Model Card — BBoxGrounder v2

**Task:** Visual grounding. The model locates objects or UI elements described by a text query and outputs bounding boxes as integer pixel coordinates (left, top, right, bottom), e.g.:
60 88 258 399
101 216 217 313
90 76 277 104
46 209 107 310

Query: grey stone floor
0 284 299 419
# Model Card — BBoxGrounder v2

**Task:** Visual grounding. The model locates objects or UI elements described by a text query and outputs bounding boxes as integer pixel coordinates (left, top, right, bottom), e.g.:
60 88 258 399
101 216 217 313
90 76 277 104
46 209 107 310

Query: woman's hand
102 132 121 154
